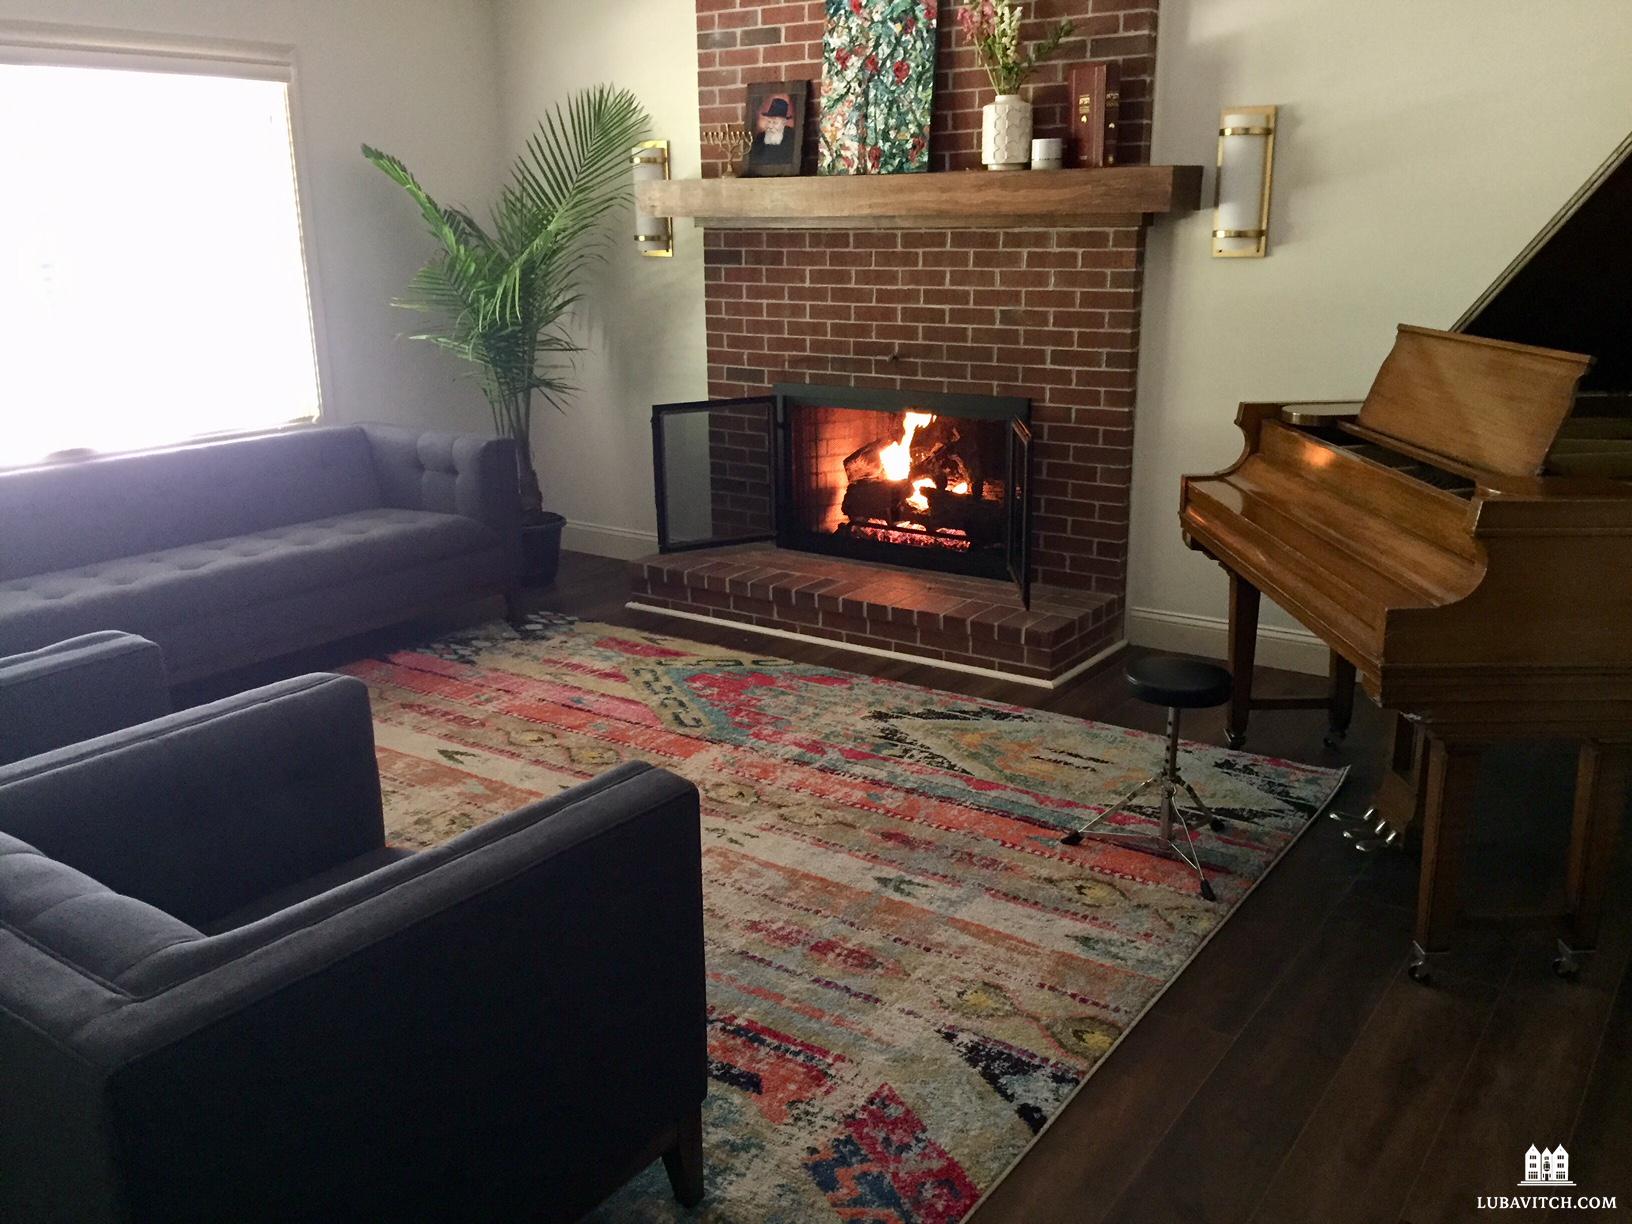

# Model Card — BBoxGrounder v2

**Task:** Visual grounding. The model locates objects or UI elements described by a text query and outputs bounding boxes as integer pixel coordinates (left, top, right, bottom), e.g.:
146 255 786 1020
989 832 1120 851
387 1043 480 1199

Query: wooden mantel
637 164 1203 230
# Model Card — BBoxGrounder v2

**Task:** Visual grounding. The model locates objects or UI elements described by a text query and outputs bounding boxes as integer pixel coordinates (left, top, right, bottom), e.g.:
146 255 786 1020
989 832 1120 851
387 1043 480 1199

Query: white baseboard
560 519 659 561
1126 606 1329 676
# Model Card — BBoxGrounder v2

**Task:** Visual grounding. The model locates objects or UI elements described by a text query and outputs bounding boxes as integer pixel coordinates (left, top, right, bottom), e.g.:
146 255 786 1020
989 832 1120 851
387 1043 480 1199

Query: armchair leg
662 1107 705 1208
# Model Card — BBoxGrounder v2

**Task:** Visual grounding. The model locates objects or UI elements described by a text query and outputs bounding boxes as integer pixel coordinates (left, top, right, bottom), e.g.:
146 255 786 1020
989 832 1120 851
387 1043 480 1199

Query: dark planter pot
519 512 566 587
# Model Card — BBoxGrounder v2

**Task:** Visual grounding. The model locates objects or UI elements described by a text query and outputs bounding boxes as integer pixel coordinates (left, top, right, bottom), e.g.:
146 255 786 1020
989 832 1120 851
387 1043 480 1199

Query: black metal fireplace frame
651 382 1033 606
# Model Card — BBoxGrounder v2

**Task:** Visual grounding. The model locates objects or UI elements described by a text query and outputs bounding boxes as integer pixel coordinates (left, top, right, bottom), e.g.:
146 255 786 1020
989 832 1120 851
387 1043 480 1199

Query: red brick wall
707 403 776 538
697 0 1156 176
695 0 1158 605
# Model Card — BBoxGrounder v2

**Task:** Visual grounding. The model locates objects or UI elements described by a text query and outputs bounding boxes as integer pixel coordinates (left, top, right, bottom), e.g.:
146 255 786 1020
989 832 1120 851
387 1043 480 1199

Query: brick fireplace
630 0 1164 686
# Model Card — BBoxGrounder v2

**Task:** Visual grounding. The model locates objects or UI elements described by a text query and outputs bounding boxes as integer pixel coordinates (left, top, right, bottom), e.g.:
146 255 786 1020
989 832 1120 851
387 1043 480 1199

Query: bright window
0 55 321 467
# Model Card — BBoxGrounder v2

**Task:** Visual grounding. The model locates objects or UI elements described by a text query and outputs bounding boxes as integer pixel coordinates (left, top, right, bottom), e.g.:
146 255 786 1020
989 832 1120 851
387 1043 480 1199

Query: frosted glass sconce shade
1212 106 1276 258
633 140 673 258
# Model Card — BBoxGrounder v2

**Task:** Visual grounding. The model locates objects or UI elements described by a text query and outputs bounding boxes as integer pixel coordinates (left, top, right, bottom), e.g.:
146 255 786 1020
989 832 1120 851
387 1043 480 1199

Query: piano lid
1456 128 1632 393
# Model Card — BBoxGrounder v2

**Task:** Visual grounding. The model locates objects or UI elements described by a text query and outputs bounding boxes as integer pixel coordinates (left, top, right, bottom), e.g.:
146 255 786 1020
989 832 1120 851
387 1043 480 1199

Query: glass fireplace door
651 397 776 552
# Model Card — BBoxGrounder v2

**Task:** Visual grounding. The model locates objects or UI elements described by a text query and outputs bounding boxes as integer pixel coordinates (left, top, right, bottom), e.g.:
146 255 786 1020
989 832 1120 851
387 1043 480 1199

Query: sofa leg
661 1107 704 1208
504 587 527 628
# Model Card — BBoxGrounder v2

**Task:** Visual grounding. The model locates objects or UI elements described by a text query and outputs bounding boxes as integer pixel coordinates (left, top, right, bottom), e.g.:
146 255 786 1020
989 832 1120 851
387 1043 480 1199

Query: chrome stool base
1059 706 1249 903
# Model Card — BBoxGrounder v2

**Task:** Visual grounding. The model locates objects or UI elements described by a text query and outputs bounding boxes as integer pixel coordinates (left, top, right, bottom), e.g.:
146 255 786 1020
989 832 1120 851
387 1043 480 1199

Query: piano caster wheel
1060 829 1084 846
1323 731 1347 750
1225 730 1246 750
1199 878 1217 903
1407 942 1434 985
1553 940 1585 981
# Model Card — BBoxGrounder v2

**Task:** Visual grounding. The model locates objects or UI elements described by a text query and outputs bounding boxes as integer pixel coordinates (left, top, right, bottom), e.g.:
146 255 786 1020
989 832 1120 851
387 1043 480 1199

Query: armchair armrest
0 632 169 766
360 422 521 575
0 673 383 929
43 763 705 1223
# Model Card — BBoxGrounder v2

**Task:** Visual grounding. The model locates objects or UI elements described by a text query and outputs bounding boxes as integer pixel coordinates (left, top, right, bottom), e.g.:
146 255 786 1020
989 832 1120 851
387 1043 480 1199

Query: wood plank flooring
188 551 1632 1224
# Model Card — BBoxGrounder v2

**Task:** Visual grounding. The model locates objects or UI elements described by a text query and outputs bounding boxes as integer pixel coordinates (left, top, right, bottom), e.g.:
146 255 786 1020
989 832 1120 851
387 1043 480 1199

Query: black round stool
1060 656 1240 901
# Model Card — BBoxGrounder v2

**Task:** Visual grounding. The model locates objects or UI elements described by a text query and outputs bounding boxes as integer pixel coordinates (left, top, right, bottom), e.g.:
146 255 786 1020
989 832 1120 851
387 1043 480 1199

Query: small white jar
1030 137 1063 170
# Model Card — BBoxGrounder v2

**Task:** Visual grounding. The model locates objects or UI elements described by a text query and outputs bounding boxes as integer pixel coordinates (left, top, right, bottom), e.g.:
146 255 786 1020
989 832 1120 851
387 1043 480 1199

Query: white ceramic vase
982 94 1032 171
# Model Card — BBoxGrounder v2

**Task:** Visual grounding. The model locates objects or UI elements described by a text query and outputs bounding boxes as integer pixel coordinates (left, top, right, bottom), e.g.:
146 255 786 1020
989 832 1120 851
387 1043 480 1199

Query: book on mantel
1069 62 1120 168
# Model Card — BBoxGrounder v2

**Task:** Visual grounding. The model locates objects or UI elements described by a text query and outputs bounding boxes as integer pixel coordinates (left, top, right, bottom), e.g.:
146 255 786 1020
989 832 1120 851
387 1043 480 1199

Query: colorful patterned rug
343 615 1346 1222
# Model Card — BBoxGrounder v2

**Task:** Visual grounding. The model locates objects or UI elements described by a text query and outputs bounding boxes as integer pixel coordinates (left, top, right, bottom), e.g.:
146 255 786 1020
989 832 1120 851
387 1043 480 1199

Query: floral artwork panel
819 0 938 175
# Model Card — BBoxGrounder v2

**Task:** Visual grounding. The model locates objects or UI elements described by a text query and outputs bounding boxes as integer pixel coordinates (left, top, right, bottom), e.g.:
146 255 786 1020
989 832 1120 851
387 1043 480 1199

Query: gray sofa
0 657 707 1223
0 424 520 682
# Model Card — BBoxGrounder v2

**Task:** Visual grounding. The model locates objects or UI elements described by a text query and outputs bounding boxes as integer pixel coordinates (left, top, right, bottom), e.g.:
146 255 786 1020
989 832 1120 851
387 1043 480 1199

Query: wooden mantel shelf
637 164 1204 230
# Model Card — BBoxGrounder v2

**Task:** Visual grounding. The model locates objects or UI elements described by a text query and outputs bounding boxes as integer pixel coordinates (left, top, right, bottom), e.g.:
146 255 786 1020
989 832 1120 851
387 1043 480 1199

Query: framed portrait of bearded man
743 80 808 177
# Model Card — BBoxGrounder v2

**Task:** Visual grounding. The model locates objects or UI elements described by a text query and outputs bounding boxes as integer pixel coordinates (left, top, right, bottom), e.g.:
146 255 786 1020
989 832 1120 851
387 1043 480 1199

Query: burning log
908 416 962 463
830 410 1007 550
922 488 1006 541
841 478 907 524
843 440 890 484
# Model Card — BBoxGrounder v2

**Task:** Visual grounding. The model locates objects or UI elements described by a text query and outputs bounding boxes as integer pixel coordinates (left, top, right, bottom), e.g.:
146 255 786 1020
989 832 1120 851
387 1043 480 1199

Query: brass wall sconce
1212 105 1277 258
632 140 673 258
700 124 752 177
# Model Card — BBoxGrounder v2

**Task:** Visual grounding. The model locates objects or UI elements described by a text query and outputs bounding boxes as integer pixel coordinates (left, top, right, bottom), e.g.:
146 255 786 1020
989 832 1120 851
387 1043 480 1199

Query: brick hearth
629 546 1118 684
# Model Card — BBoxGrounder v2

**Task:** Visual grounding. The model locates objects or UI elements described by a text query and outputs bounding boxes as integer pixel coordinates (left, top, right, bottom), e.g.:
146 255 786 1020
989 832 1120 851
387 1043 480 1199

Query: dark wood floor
195 551 1632 1223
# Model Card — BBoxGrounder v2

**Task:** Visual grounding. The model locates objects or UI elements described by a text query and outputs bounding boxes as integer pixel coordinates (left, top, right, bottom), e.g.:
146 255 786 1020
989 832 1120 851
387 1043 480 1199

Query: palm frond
364 89 649 509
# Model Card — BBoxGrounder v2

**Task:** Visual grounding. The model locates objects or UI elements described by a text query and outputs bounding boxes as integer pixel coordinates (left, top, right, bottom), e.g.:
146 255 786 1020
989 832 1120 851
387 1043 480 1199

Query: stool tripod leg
1177 775 1245 832
1172 807 1217 903
1060 776 1157 846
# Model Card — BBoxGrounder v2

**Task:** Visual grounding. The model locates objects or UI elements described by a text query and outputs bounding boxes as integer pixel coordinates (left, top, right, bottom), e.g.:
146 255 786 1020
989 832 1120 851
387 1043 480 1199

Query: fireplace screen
651 383 1031 604
650 396 776 552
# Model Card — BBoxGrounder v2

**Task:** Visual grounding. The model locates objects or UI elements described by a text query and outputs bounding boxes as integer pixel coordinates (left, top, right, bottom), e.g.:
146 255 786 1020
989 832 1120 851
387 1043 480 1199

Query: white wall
493 0 707 559
1130 0 1632 672
0 0 504 436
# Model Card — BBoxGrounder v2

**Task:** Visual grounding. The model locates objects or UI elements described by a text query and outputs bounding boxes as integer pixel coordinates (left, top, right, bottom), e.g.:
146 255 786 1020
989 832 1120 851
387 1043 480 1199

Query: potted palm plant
364 85 649 585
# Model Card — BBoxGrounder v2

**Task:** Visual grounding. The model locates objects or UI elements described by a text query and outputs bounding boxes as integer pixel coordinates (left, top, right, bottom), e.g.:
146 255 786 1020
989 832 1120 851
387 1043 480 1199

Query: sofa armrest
0 632 170 766
73 764 705 1222
360 422 521 574
0 673 384 929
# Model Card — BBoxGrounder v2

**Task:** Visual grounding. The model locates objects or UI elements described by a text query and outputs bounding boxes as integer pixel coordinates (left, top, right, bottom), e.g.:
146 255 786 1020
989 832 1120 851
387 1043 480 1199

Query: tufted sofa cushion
363 424 517 525
0 831 202 988
0 508 498 657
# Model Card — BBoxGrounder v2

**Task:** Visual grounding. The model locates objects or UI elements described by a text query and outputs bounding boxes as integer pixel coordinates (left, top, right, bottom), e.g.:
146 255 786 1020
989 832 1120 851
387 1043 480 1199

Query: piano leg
1325 653 1356 747
1408 736 1481 984
1556 741 1632 978
1225 574 1260 749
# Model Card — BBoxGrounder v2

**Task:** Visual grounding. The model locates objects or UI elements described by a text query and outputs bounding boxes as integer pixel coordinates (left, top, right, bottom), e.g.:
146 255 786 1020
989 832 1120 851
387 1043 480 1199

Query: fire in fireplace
778 382 1031 593
650 381 1032 603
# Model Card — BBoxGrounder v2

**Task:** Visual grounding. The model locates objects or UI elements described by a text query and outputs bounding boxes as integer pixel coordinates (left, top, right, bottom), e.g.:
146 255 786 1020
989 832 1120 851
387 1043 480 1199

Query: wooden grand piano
1180 131 1632 981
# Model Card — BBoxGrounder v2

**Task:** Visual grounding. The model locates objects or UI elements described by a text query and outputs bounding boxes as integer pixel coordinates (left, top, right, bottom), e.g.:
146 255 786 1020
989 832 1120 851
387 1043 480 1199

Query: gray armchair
0 672 706 1223
0 631 170 766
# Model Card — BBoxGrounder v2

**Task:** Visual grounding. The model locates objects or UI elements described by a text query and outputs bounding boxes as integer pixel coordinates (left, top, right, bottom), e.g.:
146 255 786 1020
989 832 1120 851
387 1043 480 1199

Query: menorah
700 124 752 177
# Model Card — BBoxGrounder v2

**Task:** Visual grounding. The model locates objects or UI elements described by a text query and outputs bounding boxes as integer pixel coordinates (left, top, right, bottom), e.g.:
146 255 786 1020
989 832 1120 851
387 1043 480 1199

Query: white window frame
0 20 332 468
